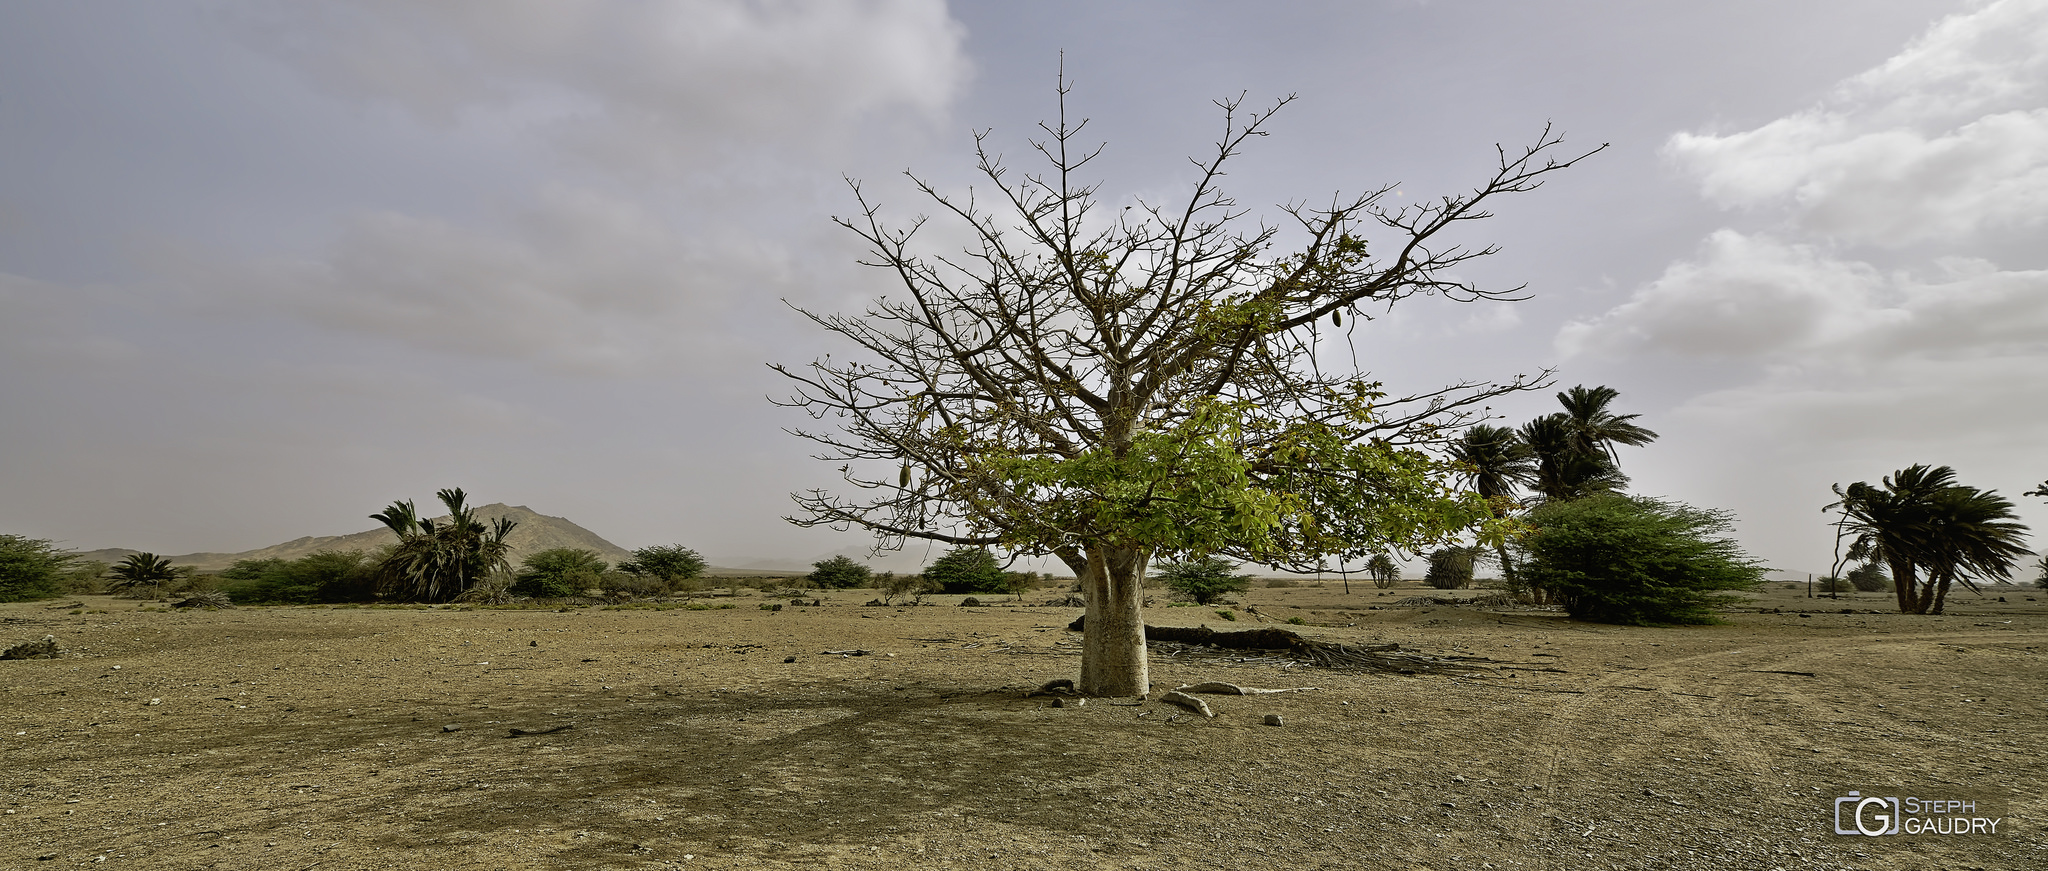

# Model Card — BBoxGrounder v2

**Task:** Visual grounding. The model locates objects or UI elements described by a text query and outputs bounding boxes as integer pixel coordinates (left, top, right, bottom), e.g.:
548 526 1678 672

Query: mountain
79 504 634 572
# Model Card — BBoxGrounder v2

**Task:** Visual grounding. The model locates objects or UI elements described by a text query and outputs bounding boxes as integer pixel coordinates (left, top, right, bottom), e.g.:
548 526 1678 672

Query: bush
1815 575 1853 593
599 570 668 599
923 547 1006 595
1155 555 1252 605
512 548 608 599
0 535 79 602
808 556 872 589
878 572 935 604
1516 494 1766 625
1846 562 1890 593
220 550 378 604
1424 547 1478 589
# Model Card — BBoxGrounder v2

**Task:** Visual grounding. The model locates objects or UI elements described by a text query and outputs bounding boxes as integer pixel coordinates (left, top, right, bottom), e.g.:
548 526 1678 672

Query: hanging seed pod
899 463 912 488
1331 309 1343 327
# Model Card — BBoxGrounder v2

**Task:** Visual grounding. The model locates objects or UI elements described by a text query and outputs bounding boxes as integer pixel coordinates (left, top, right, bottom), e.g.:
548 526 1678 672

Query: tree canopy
1831 465 2032 614
807 555 873 589
775 80 1599 695
620 545 706 584
922 546 1006 595
371 488 515 603
0 535 77 603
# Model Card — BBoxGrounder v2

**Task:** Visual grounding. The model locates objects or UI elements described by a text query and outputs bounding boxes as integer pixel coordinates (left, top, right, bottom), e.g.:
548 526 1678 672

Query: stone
442 724 462 733
1262 714 1283 726
2 635 61 660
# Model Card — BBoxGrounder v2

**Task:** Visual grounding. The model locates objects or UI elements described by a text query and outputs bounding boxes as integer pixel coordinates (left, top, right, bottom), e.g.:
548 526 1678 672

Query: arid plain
3 582 2042 871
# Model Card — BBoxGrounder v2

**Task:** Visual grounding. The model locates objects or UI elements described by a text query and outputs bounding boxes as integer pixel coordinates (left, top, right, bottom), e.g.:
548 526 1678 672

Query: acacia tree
775 82 1598 696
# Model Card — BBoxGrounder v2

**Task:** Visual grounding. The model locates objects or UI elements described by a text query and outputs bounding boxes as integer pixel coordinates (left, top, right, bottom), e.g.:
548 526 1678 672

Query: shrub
1516 494 1765 625
59 560 107 595
879 572 935 604
220 550 378 604
0 535 78 602
1265 577 1297 588
923 547 1005 594
1155 555 1252 605
1815 575 1854 593
1846 562 1890 593
808 556 872 589
1424 547 1478 589
512 548 608 598
599 570 668 599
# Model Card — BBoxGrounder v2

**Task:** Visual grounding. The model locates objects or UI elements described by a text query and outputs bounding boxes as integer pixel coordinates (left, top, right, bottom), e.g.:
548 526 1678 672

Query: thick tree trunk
1078 544 1150 697
1886 556 1922 614
1928 567 1953 615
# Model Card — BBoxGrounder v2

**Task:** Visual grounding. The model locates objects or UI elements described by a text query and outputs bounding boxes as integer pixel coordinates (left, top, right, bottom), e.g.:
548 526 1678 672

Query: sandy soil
3 582 2043 870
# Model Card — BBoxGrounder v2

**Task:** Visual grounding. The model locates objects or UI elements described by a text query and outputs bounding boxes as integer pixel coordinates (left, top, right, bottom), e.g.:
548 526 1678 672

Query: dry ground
3 581 2043 871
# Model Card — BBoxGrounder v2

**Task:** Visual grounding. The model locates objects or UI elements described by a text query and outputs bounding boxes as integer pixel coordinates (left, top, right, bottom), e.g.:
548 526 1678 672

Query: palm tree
1449 424 1536 587
1365 552 1400 589
1520 414 1625 502
1916 484 2031 614
1555 384 1659 466
1832 465 2032 614
371 488 517 603
107 553 180 599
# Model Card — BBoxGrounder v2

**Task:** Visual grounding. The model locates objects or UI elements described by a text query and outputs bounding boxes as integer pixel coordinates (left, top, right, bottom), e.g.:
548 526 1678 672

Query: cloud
184 186 813 376
1665 0 2048 246
1563 229 2048 366
224 0 971 176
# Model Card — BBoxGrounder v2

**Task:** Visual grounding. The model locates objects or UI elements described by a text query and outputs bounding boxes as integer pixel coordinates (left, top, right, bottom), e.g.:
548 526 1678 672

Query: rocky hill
78 504 634 572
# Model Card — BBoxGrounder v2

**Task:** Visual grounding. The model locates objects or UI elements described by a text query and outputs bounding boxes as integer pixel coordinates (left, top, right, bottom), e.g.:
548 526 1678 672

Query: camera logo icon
1835 792 1901 836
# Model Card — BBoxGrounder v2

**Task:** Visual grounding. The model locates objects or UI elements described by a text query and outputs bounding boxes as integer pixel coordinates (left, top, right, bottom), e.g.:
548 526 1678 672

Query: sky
3 0 2044 577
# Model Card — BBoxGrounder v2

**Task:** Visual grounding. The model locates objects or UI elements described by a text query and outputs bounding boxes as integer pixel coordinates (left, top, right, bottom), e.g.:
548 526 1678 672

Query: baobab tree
775 80 1600 696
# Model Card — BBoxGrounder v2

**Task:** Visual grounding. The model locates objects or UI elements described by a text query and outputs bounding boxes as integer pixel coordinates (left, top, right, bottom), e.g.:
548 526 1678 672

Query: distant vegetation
0 535 78 602
1154 555 1252 606
922 546 1005 595
511 548 607 598
219 550 377 604
619 545 706 588
807 555 871 589
107 553 184 599
371 488 516 603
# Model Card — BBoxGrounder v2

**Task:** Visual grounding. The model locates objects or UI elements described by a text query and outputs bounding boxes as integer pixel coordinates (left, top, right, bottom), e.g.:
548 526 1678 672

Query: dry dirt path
2 590 2042 870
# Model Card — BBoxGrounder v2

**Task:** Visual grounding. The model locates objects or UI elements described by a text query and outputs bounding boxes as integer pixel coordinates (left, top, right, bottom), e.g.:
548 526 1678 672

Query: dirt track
3 583 2043 870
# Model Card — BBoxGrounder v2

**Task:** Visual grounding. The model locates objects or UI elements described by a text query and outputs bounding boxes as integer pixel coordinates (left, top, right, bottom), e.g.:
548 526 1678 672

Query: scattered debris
1159 691 1216 718
2 635 61 660
1174 681 1318 695
820 649 870 657
506 724 573 737
172 591 233 609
